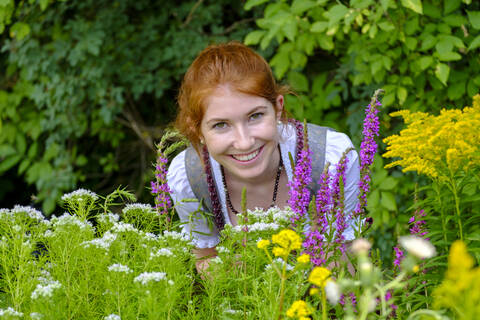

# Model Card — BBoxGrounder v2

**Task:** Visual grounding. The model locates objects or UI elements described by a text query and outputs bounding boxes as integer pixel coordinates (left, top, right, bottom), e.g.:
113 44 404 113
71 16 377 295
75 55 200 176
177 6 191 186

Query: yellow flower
286 300 312 319
309 287 319 295
257 239 270 249
297 254 310 264
308 267 331 288
433 240 480 318
271 229 302 258
272 247 288 257
383 94 480 180
412 265 420 273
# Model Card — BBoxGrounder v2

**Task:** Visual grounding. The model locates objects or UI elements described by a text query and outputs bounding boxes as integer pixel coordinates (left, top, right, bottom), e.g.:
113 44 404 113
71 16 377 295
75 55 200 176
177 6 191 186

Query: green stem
277 262 287 320
434 182 448 244
321 288 327 320
449 177 463 241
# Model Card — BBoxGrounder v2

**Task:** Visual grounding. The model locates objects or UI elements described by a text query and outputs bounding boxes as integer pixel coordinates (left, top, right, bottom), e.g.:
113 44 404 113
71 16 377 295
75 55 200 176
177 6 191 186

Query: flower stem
277 262 287 320
321 288 327 320
449 177 463 241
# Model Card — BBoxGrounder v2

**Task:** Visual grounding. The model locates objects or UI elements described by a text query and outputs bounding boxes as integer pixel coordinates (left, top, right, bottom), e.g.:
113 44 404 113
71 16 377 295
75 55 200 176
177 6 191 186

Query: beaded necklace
202 119 303 231
220 149 283 215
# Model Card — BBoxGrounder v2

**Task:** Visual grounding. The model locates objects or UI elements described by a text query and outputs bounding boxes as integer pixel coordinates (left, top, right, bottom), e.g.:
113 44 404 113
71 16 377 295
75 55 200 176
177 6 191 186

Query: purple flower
288 148 312 222
393 246 404 267
302 230 325 266
332 154 349 251
354 91 381 217
151 151 172 215
409 209 428 239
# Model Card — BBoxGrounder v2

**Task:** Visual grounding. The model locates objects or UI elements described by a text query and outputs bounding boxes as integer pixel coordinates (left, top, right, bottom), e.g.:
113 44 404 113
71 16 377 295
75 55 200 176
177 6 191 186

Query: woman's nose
232 125 255 151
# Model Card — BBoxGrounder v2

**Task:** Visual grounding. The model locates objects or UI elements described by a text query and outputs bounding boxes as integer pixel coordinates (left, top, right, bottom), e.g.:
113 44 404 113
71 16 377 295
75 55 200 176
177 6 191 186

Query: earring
200 138 204 144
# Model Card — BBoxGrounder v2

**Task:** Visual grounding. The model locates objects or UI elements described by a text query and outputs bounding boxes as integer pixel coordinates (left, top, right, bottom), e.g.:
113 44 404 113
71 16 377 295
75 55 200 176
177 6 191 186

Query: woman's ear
275 95 284 121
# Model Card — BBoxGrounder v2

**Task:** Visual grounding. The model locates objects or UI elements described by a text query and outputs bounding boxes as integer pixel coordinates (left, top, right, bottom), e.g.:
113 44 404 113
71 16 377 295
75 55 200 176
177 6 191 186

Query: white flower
30 312 43 319
210 256 223 264
350 238 372 255
82 231 117 250
134 272 167 285
324 280 341 305
144 233 158 241
61 188 98 202
12 225 21 232
216 246 230 254
0 307 23 317
168 280 175 286
150 248 174 259
233 222 279 233
399 235 436 259
51 213 94 231
43 230 54 238
31 280 62 299
123 203 153 214
104 314 121 320
265 258 294 271
163 231 191 242
111 221 140 234
12 205 45 221
97 212 120 225
108 263 133 274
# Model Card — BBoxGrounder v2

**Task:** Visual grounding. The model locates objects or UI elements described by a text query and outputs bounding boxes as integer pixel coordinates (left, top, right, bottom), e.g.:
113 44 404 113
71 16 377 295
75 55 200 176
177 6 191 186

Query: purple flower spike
332 153 350 252
151 149 172 215
354 90 383 217
288 124 313 222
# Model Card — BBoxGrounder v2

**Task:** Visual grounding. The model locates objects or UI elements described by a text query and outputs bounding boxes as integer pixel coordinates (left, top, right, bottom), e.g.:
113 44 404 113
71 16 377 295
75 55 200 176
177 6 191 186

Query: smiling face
200 85 284 183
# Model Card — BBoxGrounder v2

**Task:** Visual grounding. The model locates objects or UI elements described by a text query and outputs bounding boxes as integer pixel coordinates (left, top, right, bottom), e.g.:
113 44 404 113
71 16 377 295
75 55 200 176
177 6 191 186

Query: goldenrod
383 95 480 180
308 267 331 288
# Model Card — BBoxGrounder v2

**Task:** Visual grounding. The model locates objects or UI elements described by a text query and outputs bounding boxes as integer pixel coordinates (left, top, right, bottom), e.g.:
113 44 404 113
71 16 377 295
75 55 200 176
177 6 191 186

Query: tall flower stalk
287 121 312 223
151 129 188 231
354 89 383 221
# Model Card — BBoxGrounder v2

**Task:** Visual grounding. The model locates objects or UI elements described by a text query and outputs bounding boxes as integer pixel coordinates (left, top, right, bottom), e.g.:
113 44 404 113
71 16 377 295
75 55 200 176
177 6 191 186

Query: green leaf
380 191 397 211
468 35 480 51
382 92 395 106
379 177 398 191
444 0 461 15
444 14 468 27
39 0 49 11
435 39 454 54
325 4 348 27
283 21 297 41
405 37 418 50
244 30 266 45
44 143 59 161
397 86 407 105
419 56 433 70
378 21 395 32
18 159 30 174
291 0 317 15
400 0 423 14
420 34 436 51
317 34 334 50
447 80 466 100
244 0 269 10
435 63 450 85
287 71 309 92
467 11 480 29
0 154 21 173
436 51 462 61
270 51 290 79
0 0 12 6
15 133 26 155
10 22 31 40
311 21 328 33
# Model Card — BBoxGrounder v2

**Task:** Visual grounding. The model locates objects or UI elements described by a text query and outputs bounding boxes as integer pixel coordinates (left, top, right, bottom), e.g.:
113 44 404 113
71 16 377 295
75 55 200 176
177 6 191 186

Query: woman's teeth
232 148 260 161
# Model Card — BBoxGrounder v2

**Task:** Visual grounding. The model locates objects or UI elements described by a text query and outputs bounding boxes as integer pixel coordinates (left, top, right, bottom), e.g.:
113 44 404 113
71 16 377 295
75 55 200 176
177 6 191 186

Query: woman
167 41 360 273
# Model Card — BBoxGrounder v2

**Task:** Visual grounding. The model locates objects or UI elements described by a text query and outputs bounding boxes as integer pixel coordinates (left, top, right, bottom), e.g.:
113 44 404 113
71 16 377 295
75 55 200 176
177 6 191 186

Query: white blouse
166 123 361 249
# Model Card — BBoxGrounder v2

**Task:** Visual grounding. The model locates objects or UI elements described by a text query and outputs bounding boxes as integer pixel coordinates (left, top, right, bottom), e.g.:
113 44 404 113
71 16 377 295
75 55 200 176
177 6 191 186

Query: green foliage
244 0 480 127
0 0 258 212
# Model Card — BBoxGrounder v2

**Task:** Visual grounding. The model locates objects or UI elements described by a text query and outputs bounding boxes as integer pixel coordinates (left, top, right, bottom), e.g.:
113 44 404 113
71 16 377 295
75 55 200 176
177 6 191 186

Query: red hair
175 41 290 152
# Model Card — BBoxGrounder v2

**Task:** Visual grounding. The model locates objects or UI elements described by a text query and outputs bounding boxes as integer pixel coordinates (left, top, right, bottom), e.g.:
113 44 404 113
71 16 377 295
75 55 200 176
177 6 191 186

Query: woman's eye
249 112 264 121
212 122 228 130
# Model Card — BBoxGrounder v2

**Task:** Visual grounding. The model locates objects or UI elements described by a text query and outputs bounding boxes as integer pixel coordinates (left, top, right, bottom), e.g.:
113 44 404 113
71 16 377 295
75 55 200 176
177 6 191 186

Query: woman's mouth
230 146 263 162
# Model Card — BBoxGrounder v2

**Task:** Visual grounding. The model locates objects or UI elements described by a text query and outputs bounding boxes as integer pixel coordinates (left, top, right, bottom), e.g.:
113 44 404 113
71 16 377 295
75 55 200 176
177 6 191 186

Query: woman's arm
193 247 218 275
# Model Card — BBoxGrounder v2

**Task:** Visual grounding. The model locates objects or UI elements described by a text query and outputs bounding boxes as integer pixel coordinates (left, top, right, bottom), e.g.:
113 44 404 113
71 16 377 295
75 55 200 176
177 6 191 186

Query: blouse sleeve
325 130 361 241
167 151 221 249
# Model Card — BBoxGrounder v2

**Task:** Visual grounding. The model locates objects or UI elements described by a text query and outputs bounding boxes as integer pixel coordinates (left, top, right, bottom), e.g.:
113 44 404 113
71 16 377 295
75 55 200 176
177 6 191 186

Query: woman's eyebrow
205 105 269 125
